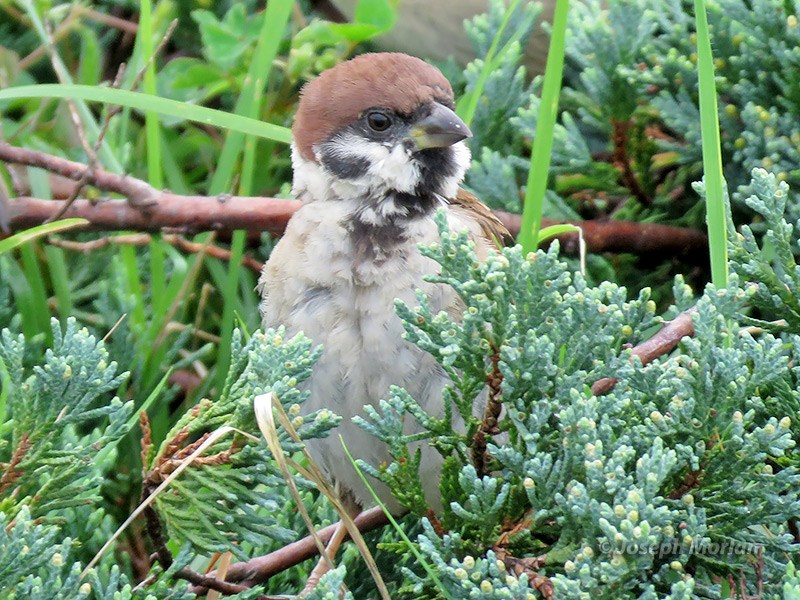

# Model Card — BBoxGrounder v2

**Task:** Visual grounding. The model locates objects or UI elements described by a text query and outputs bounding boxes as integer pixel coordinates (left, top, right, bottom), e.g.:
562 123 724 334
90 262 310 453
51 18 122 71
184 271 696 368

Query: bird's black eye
366 111 391 132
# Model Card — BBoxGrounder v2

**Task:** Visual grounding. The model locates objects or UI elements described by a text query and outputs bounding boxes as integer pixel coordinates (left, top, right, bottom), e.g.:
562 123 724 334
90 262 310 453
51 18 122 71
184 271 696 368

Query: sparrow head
291 53 472 221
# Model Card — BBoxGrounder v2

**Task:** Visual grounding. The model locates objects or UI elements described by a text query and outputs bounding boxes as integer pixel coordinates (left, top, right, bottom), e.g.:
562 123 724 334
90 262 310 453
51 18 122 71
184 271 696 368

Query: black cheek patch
415 147 458 196
318 148 371 180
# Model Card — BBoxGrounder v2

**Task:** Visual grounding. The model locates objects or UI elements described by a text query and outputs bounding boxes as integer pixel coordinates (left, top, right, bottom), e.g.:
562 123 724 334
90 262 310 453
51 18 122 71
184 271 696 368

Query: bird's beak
409 103 472 150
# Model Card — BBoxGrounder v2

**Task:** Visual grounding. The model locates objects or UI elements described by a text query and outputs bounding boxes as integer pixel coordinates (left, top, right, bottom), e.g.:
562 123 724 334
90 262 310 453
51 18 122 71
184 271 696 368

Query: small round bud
454 568 468 580
480 580 493 593
463 555 475 569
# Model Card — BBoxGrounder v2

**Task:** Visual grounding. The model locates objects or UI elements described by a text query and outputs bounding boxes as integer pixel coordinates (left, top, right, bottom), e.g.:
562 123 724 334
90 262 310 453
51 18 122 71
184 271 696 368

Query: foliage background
0 0 799 599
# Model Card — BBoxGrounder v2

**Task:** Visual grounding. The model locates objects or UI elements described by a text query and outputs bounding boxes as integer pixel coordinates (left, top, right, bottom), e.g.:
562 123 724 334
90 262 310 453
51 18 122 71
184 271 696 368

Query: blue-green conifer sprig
354 172 800 596
0 318 133 521
149 327 332 559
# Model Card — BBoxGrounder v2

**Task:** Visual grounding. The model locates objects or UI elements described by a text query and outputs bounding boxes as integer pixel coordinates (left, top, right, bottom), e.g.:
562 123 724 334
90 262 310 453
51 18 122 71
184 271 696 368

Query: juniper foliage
3 0 800 598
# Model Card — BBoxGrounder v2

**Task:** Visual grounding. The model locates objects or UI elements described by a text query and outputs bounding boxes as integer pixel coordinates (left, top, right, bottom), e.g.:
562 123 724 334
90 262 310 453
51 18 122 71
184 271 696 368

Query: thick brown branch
592 306 697 395
189 506 390 594
6 196 708 260
8 195 301 236
495 211 708 262
2 145 708 259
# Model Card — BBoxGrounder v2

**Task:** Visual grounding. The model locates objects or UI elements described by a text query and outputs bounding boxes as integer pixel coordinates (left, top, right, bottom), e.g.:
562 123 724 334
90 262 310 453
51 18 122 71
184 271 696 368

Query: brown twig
472 346 504 477
46 18 178 223
0 434 31 495
611 118 651 206
141 484 278 599
140 411 153 477
189 506 390 594
47 64 126 224
667 466 704 500
50 233 265 273
0 143 157 206
78 6 139 34
591 306 698 396
42 16 97 164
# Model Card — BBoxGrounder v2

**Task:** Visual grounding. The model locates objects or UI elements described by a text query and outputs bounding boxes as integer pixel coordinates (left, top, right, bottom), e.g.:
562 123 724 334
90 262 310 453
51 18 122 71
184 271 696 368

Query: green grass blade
0 219 88 255
456 0 523 127
138 0 164 190
537 223 580 243
694 0 728 289
341 438 455 600
1 256 37 338
517 0 569 253
118 245 146 328
209 0 293 194
0 85 292 144
18 0 123 172
44 245 72 317
19 243 50 340
214 0 293 391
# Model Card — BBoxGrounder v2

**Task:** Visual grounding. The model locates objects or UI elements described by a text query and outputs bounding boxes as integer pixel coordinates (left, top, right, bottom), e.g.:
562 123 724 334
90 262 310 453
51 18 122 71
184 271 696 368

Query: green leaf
354 0 397 30
327 22 385 42
0 85 292 144
77 25 101 87
0 219 88 255
193 6 263 69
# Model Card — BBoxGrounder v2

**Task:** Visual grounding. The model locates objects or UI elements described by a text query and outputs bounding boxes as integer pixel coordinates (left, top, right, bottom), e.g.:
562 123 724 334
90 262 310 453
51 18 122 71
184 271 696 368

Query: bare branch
50 232 264 273
0 143 157 205
591 306 697 396
189 506 390 594
1 145 710 260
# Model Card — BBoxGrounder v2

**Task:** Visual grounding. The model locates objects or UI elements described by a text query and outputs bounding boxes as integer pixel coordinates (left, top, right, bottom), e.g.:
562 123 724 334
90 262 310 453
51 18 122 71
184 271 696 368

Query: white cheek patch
291 143 335 201
444 141 471 198
321 132 421 194
290 138 471 214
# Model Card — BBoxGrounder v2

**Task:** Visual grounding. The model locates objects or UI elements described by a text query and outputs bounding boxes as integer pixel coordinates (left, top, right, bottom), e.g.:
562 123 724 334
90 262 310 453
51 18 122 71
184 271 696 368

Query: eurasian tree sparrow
258 53 511 517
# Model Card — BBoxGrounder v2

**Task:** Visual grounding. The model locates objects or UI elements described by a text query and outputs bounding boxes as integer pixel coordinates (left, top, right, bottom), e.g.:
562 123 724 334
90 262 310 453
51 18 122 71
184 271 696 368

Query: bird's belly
287 272 453 510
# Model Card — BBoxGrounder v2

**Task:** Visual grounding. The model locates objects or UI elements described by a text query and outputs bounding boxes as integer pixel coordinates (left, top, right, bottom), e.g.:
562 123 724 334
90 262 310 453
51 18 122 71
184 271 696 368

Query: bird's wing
448 188 515 249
